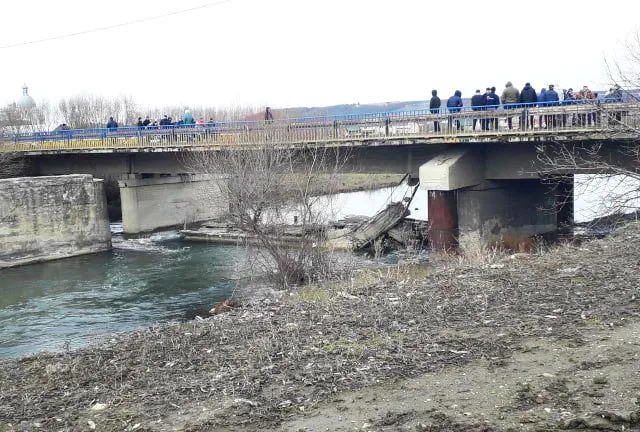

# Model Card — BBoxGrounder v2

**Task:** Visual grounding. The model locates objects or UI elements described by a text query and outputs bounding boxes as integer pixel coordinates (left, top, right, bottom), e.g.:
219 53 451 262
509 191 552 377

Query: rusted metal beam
427 190 459 251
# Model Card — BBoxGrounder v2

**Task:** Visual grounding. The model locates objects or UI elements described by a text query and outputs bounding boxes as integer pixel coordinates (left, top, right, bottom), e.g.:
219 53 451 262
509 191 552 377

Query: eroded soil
1 224 640 432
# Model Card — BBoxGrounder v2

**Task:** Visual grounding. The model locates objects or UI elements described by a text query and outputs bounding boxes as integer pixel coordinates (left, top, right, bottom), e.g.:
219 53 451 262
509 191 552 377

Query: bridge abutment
118 174 228 234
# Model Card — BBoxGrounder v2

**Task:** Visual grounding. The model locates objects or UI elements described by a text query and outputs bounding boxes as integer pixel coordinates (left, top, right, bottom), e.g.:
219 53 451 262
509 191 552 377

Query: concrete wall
0 175 111 269
457 180 557 241
119 174 228 234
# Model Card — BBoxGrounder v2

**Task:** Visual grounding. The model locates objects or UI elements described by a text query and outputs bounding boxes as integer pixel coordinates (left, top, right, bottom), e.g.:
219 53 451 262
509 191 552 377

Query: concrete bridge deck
2 101 638 155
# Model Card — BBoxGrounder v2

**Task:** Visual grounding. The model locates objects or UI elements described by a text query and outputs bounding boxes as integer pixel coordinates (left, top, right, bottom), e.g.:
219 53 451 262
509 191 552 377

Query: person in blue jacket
545 85 560 105
183 109 195 125
106 117 118 130
485 87 500 130
446 90 463 131
538 88 547 105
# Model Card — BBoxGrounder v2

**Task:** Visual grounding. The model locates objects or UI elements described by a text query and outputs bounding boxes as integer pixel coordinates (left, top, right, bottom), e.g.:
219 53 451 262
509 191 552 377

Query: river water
0 234 244 358
0 175 631 359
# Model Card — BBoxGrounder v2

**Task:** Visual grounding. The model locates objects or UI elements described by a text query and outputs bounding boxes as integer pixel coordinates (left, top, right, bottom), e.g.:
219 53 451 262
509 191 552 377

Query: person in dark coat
265 107 274 122
471 89 484 131
562 88 576 126
485 87 500 130
136 117 144 128
519 83 537 130
106 117 118 130
480 88 491 130
142 116 151 127
429 90 441 132
605 85 623 102
605 85 624 124
446 90 463 131
520 83 538 105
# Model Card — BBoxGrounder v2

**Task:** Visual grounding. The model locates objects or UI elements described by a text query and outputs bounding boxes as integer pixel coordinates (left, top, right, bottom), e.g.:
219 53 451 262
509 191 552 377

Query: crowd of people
46 85 627 134
430 82 625 132
102 109 213 130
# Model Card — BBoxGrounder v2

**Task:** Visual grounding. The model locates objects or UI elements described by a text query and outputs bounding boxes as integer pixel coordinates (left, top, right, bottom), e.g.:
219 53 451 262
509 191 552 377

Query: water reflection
574 174 640 222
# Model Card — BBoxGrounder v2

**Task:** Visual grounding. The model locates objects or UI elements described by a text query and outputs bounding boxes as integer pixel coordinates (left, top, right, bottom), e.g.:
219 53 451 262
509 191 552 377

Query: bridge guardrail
1 100 639 153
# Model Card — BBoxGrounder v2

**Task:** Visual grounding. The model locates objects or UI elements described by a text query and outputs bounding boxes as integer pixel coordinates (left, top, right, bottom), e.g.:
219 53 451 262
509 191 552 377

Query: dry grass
430 231 506 269
2 224 640 431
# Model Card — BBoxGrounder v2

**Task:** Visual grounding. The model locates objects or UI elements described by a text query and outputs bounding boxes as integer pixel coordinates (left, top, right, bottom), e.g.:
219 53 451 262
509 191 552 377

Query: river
0 232 247 359
0 175 632 359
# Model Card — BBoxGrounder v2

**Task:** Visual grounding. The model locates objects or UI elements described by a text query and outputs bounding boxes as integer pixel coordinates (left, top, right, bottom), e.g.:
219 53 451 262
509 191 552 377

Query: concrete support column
427 190 459 251
118 174 228 234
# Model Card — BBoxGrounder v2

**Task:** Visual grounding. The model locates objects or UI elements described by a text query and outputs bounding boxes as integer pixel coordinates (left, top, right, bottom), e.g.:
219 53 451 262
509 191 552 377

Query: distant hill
244 100 432 121
244 89 624 121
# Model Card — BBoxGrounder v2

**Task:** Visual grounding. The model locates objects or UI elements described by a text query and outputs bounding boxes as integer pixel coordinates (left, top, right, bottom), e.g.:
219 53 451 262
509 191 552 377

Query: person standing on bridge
446 90 463 132
184 109 195 125
501 82 520 129
544 85 560 128
561 88 576 127
537 87 547 128
576 85 595 126
480 88 491 130
605 85 624 125
106 117 118 130
519 83 537 130
485 87 500 130
429 90 441 132
265 107 274 122
471 89 484 131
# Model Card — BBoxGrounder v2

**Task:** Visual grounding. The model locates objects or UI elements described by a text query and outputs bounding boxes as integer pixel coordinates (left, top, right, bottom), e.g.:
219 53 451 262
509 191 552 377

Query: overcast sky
1 0 639 110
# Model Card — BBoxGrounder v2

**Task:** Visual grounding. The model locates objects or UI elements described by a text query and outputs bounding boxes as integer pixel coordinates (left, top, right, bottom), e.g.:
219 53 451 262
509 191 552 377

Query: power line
0 0 233 50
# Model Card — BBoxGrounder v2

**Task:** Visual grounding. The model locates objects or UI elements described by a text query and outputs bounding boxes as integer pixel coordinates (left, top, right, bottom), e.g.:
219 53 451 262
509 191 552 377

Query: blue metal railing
4 97 636 149
9 98 627 143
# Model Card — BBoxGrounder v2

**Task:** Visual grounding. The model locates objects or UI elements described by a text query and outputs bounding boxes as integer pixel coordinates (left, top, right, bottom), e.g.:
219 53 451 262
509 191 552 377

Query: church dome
17 85 36 109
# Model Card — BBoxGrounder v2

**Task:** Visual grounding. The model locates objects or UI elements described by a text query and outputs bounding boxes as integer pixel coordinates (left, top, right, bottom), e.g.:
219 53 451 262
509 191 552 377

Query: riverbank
1 224 640 431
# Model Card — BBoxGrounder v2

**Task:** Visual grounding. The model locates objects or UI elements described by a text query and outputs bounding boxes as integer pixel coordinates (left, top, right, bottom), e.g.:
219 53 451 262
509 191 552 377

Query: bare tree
536 141 640 222
534 32 640 223
189 143 350 287
0 103 49 135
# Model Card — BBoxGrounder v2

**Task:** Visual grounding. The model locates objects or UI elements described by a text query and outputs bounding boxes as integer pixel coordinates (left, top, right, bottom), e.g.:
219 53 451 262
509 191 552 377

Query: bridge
3 100 639 249
2 100 638 153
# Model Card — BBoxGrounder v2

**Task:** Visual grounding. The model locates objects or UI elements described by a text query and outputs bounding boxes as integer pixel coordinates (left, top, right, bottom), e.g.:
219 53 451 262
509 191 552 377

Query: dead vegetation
1 224 640 431
187 144 352 287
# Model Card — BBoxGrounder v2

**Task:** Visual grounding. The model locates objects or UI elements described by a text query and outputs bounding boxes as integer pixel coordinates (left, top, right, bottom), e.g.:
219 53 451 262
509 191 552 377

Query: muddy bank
1 224 640 431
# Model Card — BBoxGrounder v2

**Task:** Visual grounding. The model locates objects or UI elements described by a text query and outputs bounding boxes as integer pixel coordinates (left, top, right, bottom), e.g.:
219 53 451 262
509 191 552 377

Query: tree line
0 94 265 134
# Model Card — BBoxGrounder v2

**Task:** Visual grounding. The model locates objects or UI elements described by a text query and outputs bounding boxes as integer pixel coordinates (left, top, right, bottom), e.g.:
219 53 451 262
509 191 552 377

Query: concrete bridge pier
118 174 228 234
420 148 571 251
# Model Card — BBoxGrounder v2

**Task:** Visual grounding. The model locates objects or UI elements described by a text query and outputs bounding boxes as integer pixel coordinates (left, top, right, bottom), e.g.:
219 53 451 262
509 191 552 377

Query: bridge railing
2 99 639 152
